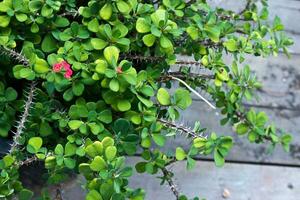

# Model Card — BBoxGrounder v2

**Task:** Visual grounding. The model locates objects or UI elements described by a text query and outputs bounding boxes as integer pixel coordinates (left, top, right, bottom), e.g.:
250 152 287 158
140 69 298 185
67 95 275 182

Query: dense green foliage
0 0 293 199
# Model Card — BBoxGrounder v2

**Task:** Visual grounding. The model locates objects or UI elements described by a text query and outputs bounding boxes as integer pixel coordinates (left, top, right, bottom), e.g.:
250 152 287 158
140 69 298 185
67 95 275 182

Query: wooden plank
165 54 300 165
207 0 300 54
29 157 300 200
128 158 300 200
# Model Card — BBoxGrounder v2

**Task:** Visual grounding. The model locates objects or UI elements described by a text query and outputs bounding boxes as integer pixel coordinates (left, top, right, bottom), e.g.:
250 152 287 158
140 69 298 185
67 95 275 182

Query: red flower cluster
53 60 73 79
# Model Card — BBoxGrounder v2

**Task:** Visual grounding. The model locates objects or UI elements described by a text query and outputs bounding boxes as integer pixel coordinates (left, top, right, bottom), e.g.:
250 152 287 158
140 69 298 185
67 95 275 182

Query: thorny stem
1 46 29 66
59 10 79 18
161 167 180 200
55 184 64 200
121 54 205 66
158 118 206 139
159 71 214 82
18 156 38 166
9 81 36 153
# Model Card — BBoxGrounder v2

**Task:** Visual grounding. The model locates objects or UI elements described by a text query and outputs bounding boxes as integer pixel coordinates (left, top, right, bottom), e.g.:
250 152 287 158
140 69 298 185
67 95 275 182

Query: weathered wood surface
208 0 300 54
41 157 300 200
128 157 300 200
163 53 300 165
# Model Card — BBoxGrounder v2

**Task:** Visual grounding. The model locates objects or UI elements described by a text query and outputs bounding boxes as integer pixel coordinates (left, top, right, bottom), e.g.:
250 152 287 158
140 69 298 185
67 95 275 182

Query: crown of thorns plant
0 0 293 199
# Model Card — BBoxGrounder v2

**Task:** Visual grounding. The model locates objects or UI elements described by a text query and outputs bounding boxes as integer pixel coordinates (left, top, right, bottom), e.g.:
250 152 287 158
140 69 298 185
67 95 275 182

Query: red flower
53 60 73 79
53 63 62 72
64 69 73 79
61 61 71 70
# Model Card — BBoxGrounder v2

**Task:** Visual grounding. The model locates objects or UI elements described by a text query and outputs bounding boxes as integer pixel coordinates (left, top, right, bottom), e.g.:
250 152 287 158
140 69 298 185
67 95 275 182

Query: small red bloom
61 61 71 70
64 69 73 79
53 63 62 72
53 60 73 79
116 66 123 74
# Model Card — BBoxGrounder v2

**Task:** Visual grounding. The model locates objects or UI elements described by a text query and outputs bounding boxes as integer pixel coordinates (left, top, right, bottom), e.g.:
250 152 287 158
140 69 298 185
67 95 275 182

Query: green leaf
95 60 108 74
86 190 103 200
175 147 186 161
193 137 206 148
68 120 84 130
174 89 192 109
116 0 131 14
137 94 153 107
99 3 112 20
91 38 108 50
28 0 43 12
3 155 15 167
120 67 137 85
105 146 117 161
151 9 167 27
152 134 166 146
109 78 119 92
160 35 173 49
15 13 27 22
142 34 156 47
204 25 220 43
102 137 115 148
88 18 99 32
98 109 112 124
214 148 224 167
41 34 57 53
157 88 170 105
55 144 64 155
65 142 77 156
64 157 76 169
19 68 35 80
72 82 85 96
27 137 43 153
223 39 238 52
54 16 69 27
34 57 50 74
63 88 74 101
136 18 151 33
104 46 120 65
39 121 53 137
236 123 249 135
140 85 154 97
19 189 33 200
5 87 17 101
90 156 106 171
45 156 56 169
88 123 103 135
186 26 199 40
0 15 10 27
117 100 131 111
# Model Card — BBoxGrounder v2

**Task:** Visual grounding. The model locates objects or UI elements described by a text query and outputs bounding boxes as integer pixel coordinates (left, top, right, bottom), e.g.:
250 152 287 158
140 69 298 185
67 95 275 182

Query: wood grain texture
128 157 300 200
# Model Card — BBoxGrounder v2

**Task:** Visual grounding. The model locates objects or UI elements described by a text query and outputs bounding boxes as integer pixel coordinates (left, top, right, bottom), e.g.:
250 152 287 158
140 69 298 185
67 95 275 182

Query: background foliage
0 0 293 199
